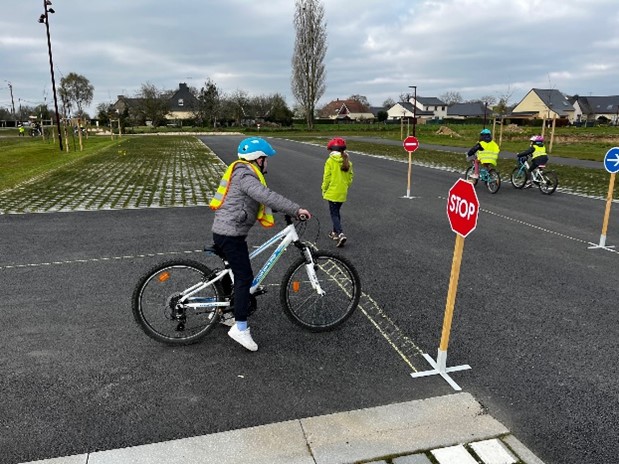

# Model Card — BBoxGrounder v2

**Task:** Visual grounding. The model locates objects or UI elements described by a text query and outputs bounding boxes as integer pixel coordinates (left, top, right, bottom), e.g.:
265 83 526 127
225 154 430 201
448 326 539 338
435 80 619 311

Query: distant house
167 83 198 121
569 95 619 125
318 98 375 121
447 101 488 119
414 96 447 119
510 88 574 123
387 96 446 121
113 82 198 124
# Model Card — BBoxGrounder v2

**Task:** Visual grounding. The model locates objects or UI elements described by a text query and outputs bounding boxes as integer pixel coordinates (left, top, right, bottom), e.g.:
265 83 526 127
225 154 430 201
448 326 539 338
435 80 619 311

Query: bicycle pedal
253 286 267 296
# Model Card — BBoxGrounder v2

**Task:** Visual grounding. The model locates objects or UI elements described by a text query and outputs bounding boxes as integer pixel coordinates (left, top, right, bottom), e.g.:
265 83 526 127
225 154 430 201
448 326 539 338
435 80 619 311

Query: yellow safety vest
532 144 546 159
209 160 275 228
478 140 500 166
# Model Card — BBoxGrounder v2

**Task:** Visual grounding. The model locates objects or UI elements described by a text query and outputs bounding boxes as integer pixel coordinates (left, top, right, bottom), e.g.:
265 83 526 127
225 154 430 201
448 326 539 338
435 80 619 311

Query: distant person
18 124 25 137
516 135 548 188
466 128 500 179
209 137 311 352
322 137 354 247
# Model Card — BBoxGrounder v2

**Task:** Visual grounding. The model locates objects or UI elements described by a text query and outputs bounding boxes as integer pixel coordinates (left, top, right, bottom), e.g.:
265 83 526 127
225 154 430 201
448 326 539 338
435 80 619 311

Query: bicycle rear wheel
486 169 501 193
538 170 558 195
280 251 361 332
510 167 527 189
132 259 225 345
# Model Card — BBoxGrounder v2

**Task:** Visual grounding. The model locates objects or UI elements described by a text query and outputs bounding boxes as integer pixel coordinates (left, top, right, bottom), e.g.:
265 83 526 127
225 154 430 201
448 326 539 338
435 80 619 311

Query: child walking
322 137 354 247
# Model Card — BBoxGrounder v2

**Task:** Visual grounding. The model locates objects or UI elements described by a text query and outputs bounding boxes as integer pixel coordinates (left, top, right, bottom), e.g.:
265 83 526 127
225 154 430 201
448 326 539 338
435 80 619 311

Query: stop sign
447 179 480 237
403 135 419 152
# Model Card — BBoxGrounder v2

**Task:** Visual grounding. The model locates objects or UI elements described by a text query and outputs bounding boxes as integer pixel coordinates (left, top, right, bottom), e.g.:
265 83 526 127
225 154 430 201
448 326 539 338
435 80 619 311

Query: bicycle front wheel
538 170 558 195
280 251 361 332
486 169 501 194
132 259 224 345
510 167 527 189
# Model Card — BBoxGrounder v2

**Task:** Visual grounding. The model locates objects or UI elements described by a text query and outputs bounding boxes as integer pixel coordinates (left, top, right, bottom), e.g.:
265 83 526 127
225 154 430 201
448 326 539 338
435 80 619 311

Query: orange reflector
292 281 300 292
158 272 170 283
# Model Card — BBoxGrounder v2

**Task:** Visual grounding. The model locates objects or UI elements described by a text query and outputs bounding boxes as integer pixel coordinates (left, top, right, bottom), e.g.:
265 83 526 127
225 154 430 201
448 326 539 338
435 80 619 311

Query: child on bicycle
322 137 354 247
516 135 548 188
210 137 311 352
466 128 500 179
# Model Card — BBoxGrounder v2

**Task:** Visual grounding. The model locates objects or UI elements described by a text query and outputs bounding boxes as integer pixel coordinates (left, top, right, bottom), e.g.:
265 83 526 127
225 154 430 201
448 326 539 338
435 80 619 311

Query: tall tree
58 72 94 119
291 0 327 129
196 78 221 127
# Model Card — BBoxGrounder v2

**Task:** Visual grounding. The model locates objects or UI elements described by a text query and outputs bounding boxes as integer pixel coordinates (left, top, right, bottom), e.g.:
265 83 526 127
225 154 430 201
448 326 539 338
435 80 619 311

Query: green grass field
1 127 617 206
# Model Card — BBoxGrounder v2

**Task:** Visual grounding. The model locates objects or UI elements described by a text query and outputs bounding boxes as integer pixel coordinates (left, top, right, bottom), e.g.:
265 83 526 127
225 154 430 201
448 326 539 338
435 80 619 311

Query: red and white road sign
447 179 480 237
403 135 419 152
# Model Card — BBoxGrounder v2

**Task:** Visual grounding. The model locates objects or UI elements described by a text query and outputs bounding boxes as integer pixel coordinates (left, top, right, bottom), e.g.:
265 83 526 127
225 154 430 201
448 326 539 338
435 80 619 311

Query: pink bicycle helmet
530 135 544 144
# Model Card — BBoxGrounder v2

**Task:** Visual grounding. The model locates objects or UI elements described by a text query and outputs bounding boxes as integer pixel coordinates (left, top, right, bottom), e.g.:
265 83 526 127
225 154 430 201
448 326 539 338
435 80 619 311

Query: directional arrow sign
403 135 419 153
604 147 619 174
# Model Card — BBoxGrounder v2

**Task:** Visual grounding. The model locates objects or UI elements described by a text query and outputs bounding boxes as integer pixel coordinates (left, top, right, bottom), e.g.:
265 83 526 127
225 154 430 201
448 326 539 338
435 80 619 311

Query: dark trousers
212 233 254 322
328 201 344 234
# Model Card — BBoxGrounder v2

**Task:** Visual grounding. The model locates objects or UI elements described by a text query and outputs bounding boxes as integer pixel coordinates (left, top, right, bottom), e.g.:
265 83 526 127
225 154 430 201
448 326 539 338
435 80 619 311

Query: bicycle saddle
204 244 226 259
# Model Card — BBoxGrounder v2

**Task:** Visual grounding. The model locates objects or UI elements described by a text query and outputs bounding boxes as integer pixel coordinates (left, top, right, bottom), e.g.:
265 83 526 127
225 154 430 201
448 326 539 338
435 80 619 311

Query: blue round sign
604 147 619 174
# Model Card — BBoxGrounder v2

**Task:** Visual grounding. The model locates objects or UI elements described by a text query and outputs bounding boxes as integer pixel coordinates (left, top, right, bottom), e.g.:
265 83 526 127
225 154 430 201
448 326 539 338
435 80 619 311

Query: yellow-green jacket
322 152 354 203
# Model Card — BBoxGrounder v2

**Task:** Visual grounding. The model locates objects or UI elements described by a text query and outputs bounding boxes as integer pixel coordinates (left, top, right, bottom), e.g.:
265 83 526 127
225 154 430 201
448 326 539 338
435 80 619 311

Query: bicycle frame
178 221 324 310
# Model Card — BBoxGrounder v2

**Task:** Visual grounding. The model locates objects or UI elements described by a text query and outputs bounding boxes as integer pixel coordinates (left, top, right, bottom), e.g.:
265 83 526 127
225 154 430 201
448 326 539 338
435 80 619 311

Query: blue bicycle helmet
480 128 492 142
238 137 276 161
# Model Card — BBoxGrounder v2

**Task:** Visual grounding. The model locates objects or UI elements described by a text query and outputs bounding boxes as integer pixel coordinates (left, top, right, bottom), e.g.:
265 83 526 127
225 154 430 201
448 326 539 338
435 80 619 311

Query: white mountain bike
132 215 361 345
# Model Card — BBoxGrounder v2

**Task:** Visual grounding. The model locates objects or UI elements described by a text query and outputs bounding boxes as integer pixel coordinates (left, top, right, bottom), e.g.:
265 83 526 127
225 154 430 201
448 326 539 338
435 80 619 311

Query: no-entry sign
447 179 479 237
403 135 419 152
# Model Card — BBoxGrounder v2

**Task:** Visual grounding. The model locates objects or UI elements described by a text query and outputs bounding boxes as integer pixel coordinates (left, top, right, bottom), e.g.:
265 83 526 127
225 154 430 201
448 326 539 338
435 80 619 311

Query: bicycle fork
302 246 326 296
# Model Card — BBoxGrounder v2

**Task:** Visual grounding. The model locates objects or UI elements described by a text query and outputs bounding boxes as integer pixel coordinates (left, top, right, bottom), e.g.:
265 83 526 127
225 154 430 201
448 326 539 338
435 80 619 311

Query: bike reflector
158 272 170 283
292 281 300 292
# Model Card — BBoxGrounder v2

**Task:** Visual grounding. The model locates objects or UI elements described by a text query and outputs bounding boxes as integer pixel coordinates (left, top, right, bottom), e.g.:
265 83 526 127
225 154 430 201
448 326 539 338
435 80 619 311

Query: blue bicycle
464 162 501 194
510 157 558 195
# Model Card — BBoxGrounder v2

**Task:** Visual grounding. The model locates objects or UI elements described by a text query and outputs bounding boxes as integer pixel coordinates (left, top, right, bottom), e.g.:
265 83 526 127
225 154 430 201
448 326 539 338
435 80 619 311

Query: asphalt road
1 135 617 464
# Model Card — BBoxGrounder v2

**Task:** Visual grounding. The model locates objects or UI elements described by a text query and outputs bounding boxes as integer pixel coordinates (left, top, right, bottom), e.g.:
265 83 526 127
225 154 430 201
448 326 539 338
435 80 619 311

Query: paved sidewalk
21 393 545 464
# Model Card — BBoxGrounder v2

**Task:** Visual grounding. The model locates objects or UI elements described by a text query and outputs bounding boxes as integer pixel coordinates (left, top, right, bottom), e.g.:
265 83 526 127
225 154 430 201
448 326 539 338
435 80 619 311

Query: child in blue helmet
466 128 500 178
210 137 311 351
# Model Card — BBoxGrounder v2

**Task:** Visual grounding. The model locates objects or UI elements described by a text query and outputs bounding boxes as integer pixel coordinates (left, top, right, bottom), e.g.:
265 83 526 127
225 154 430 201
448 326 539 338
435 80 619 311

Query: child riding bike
516 135 549 188
466 128 500 179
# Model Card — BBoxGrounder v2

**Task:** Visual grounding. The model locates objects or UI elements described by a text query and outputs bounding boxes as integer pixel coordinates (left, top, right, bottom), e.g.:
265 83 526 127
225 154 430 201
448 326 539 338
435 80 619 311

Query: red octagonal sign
447 179 480 237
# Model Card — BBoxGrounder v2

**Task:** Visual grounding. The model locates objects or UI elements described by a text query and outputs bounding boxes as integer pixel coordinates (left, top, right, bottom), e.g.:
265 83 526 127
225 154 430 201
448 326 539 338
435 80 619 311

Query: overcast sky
1 0 618 116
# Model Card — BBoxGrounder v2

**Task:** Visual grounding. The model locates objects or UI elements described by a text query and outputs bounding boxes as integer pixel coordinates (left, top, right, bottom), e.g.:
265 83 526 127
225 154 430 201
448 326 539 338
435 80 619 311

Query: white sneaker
336 233 347 247
228 324 258 351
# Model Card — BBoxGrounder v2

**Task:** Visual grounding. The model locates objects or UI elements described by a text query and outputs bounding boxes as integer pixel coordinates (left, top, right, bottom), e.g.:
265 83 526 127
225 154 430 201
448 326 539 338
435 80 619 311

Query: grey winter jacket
212 163 301 236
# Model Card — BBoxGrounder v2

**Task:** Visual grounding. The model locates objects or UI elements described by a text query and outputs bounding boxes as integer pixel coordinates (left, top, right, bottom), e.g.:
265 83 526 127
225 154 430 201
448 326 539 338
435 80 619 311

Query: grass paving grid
0 136 225 214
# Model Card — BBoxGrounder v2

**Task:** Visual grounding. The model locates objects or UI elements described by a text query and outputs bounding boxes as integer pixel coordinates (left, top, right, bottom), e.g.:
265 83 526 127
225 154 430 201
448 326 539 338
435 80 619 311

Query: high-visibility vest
478 140 500 166
532 144 546 160
209 160 275 228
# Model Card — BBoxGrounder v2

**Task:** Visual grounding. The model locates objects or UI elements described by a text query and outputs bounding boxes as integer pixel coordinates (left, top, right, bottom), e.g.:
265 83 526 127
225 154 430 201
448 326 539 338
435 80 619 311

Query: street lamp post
408 85 417 136
38 0 63 151
4 81 16 124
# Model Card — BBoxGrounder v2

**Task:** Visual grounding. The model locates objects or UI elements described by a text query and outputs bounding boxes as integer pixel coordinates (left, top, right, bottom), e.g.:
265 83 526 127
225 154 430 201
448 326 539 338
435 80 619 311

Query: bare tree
291 0 327 129
440 91 463 105
348 94 371 108
136 82 169 127
382 97 396 109
479 95 497 107
58 72 94 119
